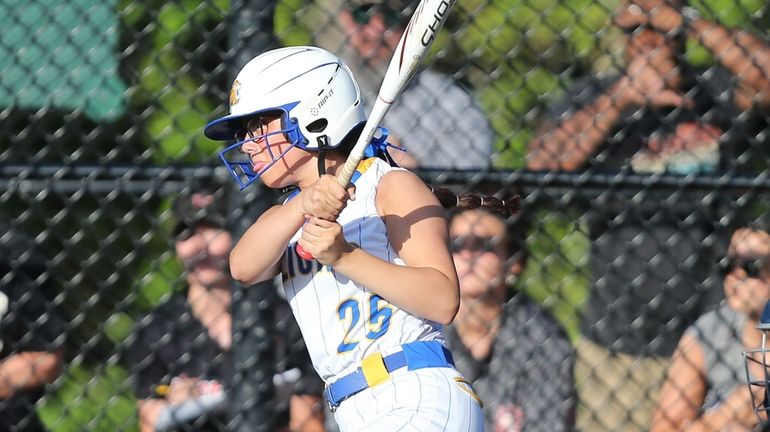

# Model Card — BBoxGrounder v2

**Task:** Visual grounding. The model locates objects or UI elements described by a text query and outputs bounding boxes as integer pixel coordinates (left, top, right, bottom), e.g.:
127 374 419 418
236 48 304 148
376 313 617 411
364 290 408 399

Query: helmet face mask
745 333 770 426
745 302 770 428
218 104 305 189
205 46 366 189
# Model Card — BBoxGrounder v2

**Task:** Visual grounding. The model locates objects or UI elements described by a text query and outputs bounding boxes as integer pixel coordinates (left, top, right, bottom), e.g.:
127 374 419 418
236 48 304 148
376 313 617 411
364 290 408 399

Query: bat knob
296 244 314 261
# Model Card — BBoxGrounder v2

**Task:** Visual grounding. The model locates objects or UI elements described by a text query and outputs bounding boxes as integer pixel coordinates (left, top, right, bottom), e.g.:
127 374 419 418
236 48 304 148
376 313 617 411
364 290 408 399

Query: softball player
204 46 483 431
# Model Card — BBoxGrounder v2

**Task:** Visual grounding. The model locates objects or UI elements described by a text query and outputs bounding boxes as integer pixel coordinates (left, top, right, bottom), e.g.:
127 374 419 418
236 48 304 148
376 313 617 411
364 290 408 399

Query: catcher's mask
744 300 770 427
204 46 366 189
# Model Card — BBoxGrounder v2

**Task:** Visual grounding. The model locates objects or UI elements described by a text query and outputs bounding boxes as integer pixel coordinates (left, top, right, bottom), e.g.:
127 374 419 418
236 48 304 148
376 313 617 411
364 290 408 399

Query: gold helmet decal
229 80 241 106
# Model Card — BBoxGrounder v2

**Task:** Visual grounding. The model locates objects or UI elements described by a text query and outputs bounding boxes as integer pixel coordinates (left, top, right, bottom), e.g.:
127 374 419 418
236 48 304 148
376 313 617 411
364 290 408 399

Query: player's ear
507 252 526 278
508 261 523 278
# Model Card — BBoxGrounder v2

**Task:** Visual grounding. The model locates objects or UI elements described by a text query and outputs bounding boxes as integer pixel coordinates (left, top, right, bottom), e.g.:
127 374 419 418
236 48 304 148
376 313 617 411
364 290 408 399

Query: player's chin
261 160 302 190
259 168 290 190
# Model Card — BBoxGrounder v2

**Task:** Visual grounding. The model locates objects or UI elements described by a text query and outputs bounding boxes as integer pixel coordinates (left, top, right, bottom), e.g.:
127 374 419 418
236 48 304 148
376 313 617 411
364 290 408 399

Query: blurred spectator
311 0 495 169
321 190 573 432
446 200 575 432
0 223 64 432
128 180 323 432
527 0 770 430
651 222 770 432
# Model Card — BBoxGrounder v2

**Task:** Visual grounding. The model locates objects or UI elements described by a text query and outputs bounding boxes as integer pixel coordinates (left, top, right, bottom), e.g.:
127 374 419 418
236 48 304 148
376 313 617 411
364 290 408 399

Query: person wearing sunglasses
445 196 576 432
308 0 495 170
650 222 770 432
528 0 770 429
129 178 324 432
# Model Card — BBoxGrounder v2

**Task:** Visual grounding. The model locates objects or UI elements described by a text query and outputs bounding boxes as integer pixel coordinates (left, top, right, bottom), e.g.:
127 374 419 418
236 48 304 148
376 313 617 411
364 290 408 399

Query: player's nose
241 139 258 152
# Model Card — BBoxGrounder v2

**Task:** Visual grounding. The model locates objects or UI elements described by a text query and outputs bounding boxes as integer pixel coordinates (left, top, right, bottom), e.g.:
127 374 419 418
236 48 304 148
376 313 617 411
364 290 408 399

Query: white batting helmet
205 46 366 188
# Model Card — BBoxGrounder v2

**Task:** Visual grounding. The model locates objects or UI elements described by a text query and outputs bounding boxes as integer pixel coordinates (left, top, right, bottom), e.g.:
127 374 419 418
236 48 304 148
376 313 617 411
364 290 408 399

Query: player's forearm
527 91 624 171
0 351 61 399
333 248 459 324
230 199 306 284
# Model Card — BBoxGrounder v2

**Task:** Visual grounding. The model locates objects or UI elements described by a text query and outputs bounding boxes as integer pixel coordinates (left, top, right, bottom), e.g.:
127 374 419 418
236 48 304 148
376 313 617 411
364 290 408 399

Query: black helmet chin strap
316 135 331 177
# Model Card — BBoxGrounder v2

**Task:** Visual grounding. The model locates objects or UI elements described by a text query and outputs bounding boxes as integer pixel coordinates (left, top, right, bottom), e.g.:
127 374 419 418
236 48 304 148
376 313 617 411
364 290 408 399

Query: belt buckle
326 397 337 413
324 386 338 413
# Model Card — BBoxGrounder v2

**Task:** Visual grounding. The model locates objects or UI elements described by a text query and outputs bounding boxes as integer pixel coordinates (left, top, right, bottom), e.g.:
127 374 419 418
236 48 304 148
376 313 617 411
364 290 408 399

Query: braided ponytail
430 186 520 217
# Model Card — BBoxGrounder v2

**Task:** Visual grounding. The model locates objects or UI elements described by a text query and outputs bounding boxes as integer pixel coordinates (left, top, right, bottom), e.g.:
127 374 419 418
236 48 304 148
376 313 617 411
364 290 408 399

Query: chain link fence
1 0 769 430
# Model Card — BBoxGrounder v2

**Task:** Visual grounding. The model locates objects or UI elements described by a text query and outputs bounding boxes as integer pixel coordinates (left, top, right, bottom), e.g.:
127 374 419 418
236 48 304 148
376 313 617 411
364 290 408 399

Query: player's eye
246 118 267 137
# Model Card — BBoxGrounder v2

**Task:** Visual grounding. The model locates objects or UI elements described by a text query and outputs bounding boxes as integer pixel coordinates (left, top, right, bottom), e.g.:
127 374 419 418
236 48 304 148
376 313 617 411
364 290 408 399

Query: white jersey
281 158 444 383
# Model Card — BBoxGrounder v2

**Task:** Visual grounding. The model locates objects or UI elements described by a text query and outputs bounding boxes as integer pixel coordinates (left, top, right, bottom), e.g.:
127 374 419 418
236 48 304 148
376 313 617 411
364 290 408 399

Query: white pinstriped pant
331 367 484 431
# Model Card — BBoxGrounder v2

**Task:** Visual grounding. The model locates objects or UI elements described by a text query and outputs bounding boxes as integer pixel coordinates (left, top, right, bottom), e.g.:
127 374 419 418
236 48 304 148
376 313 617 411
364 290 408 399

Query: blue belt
324 340 455 411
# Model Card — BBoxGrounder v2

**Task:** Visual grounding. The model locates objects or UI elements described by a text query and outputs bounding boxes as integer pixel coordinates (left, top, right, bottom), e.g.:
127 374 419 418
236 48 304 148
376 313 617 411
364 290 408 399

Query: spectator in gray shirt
651 221 770 432
308 0 495 170
446 197 576 432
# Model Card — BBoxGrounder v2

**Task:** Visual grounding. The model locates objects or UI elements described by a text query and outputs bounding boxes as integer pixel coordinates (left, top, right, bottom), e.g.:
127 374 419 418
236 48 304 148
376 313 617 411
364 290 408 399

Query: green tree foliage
122 0 229 163
39 364 137 432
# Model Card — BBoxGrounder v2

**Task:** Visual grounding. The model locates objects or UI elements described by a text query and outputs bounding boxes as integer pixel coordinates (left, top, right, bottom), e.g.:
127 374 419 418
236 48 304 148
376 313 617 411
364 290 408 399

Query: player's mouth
252 161 267 173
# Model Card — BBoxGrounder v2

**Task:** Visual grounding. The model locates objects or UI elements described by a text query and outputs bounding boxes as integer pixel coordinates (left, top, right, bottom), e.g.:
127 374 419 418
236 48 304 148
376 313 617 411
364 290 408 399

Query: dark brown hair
431 186 520 217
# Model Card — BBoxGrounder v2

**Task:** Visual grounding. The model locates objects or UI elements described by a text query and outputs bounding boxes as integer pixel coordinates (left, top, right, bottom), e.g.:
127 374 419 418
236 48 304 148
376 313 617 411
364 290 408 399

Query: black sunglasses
450 236 502 253
351 4 403 27
720 256 768 279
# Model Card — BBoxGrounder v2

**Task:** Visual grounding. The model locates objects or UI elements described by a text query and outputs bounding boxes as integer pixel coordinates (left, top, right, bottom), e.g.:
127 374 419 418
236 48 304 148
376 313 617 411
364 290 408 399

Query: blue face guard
218 111 405 190
217 106 306 190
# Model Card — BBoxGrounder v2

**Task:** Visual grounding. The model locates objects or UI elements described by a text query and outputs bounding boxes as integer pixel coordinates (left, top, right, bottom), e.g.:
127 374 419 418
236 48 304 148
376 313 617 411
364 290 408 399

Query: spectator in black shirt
0 223 64 432
129 180 323 432
446 197 575 432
